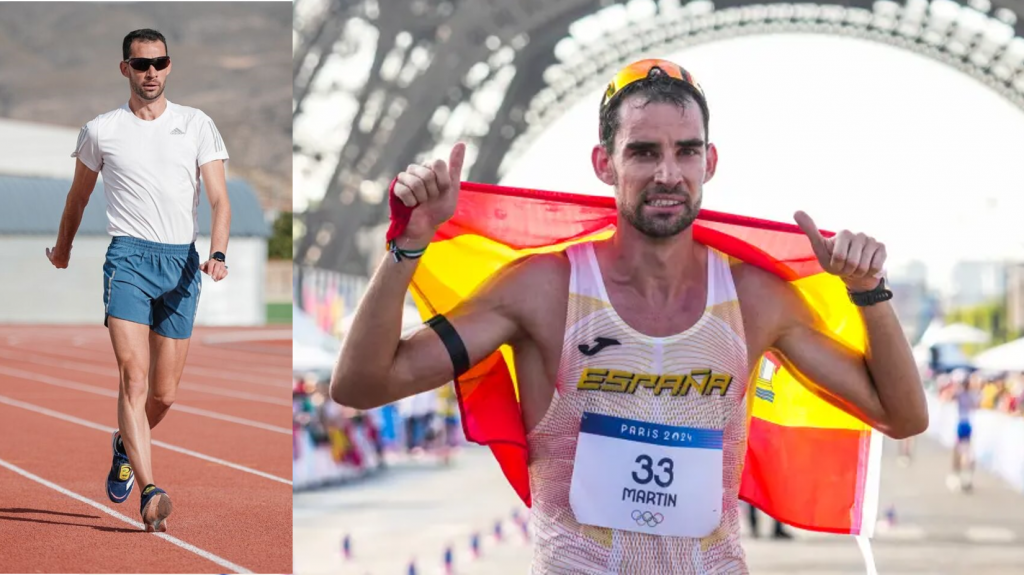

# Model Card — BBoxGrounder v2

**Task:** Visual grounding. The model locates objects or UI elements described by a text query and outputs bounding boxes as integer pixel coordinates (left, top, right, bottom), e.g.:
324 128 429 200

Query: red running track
0 325 292 574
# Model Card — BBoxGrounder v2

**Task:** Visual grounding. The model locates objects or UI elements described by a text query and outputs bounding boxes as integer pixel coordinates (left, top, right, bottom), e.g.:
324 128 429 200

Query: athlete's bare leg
959 440 974 491
109 317 155 489
146 331 191 429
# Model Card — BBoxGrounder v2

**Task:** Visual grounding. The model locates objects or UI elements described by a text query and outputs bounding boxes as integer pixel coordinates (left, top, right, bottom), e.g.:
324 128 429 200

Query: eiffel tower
293 0 1024 275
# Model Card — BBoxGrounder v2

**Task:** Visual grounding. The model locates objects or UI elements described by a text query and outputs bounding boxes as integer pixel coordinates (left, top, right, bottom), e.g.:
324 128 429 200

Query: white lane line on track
2 341 288 385
0 457 253 574
0 394 292 485
0 365 291 434
0 348 290 406
201 330 293 343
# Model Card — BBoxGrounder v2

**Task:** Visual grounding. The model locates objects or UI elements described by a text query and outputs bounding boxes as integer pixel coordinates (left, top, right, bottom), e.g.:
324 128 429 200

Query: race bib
569 412 723 537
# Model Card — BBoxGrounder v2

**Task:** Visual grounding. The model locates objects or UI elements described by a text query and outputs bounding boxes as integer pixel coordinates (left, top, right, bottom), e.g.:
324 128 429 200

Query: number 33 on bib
569 413 723 537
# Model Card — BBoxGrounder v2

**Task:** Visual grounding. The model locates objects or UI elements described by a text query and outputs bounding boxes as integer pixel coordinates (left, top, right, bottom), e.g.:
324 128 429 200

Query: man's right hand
392 142 466 245
46 246 70 269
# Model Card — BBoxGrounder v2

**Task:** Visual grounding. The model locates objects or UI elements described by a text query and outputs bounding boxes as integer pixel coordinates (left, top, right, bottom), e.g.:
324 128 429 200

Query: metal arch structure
293 0 1024 275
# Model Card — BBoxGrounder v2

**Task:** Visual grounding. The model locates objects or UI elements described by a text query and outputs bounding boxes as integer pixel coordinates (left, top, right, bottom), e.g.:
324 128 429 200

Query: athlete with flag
331 59 928 573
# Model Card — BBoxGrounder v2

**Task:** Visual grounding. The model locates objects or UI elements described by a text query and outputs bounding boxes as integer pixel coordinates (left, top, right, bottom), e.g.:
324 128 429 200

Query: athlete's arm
332 143 540 409
199 159 230 281
332 247 555 409
746 212 927 439
757 275 927 439
47 159 99 269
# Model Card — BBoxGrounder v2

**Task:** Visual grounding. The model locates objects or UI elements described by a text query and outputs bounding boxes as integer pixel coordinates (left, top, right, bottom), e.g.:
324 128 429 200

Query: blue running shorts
102 236 202 339
957 420 972 441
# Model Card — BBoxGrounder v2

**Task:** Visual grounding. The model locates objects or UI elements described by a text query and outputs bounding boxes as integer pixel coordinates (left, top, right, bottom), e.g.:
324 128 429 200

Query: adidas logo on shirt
170 127 185 135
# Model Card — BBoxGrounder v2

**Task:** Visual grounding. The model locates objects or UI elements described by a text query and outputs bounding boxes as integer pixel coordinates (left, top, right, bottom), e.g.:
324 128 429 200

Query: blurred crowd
293 374 464 481
933 369 1024 416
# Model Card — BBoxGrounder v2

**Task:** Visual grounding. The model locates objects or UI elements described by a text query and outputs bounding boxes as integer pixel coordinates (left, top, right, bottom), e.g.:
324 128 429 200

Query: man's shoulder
728 259 810 326
167 102 212 125
479 250 571 335
83 105 128 129
504 250 570 286
730 259 789 297
477 250 570 312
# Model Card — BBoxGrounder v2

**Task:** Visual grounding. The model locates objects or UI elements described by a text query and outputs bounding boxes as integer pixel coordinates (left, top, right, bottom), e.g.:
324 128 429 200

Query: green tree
268 212 292 260
946 298 1012 353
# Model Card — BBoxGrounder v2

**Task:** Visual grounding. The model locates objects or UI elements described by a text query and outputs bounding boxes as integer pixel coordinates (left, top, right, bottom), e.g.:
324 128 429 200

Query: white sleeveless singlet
527 242 751 574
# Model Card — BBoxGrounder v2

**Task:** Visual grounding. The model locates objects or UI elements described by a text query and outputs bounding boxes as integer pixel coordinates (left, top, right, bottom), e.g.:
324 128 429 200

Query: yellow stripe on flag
750 273 870 431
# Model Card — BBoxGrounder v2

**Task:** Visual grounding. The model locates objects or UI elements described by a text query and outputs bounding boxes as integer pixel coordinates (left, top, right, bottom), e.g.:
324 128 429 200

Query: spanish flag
400 181 882 537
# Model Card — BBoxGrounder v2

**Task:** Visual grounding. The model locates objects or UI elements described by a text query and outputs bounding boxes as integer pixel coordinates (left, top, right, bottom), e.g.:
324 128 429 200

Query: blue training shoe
140 484 172 532
105 431 134 503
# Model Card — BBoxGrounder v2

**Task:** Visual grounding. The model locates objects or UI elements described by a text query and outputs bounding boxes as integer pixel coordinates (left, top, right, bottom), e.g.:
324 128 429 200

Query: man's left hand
200 259 229 282
794 211 885 293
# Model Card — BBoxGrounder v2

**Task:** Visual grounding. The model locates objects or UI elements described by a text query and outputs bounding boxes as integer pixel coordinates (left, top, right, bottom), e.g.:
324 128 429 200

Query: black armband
426 314 470 379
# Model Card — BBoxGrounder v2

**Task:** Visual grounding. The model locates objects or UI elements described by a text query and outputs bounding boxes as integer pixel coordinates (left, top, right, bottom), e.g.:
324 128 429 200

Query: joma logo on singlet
576 368 733 396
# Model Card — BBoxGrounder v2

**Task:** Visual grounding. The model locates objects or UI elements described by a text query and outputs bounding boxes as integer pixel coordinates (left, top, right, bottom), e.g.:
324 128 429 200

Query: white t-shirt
72 101 229 244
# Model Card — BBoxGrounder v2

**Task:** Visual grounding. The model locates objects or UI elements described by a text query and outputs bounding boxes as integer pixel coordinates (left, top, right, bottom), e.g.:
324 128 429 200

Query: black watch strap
848 277 893 307
211 251 226 263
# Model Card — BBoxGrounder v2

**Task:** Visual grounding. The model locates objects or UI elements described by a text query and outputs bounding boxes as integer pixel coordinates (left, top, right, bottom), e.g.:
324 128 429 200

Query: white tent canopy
293 343 339 373
293 304 341 351
918 321 991 347
339 305 425 339
973 337 1024 372
292 305 343 374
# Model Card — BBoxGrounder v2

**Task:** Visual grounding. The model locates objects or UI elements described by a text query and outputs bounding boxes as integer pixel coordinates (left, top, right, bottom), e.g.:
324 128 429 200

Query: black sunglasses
125 57 170 72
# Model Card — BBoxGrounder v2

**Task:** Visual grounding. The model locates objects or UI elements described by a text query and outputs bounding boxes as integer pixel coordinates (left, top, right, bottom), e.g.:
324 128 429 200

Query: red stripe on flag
424 182 831 279
740 417 867 534
452 351 532 506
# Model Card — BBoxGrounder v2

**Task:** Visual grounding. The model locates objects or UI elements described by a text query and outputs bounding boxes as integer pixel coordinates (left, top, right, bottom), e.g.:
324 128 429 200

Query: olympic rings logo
631 510 664 527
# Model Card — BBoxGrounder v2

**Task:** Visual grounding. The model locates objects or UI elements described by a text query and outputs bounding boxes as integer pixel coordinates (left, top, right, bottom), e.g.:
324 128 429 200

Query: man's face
592 97 717 238
120 40 170 101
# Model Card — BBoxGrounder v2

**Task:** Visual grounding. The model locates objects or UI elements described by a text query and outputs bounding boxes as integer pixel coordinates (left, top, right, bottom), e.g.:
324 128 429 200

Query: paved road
293 435 1024 574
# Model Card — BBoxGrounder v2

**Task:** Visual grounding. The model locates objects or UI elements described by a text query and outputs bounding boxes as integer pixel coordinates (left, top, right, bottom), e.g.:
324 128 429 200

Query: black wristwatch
847 277 893 307
211 251 226 263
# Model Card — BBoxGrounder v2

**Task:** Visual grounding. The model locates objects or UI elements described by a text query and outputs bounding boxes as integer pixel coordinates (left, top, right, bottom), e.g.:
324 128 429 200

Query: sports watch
847 277 893 307
211 251 226 263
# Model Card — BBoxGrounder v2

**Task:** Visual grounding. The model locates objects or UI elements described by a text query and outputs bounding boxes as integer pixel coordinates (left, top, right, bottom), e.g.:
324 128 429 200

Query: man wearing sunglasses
333 58 926 572
48 28 231 533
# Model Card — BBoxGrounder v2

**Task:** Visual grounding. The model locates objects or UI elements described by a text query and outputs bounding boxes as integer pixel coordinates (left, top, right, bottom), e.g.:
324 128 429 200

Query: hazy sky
501 34 1024 291
297 29 1024 292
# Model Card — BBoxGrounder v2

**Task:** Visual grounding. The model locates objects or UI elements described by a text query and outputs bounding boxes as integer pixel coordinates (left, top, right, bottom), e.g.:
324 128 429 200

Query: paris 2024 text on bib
569 412 723 537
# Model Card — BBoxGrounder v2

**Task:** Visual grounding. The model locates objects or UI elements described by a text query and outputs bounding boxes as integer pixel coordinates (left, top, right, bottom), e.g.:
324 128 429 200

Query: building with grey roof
0 174 270 325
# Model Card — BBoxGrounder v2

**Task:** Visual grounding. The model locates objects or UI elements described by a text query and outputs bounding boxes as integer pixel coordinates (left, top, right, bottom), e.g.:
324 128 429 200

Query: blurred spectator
400 389 439 454
438 382 462 448
294 375 466 489
292 372 385 481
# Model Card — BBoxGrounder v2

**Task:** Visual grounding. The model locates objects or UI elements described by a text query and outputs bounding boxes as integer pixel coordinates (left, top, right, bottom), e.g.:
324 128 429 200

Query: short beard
619 184 701 238
131 78 165 101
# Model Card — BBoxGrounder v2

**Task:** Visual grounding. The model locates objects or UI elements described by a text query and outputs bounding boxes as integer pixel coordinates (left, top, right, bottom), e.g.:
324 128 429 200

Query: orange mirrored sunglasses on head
600 58 704 109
